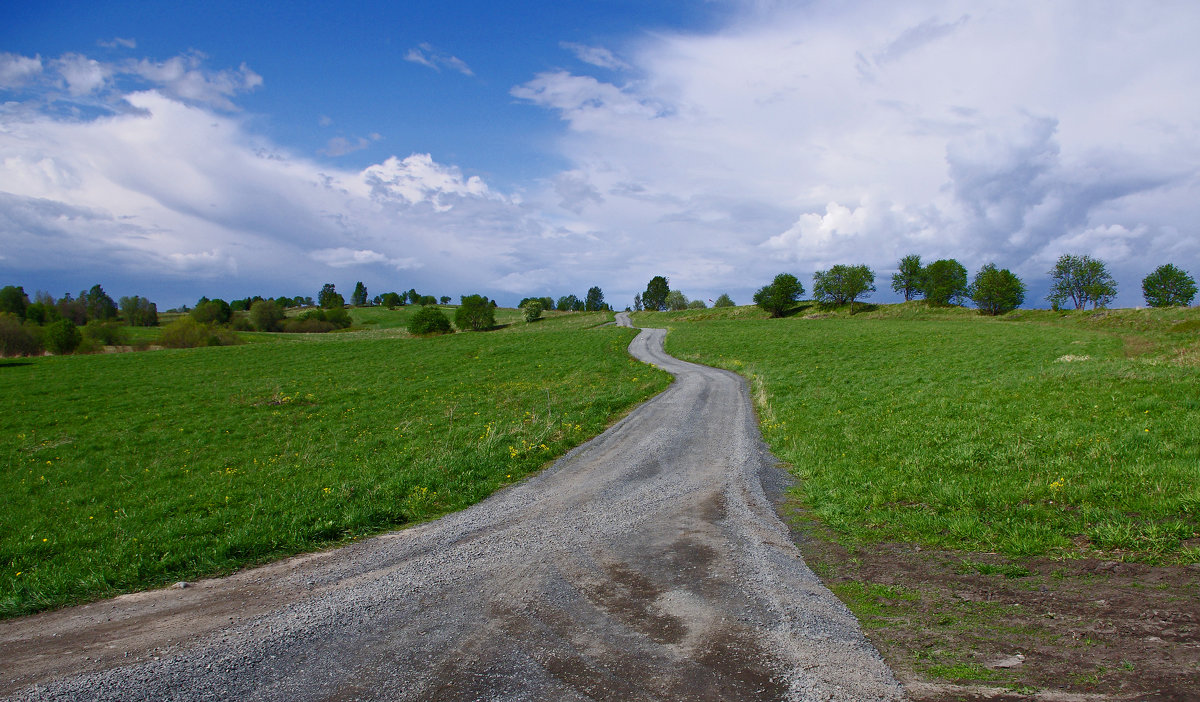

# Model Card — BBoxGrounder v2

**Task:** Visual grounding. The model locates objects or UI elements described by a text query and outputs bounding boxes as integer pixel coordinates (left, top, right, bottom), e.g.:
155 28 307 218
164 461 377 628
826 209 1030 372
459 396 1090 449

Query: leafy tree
643 276 670 311
418 295 437 306
969 264 1026 315
249 299 285 331
665 290 688 311
272 296 291 309
84 284 118 320
521 299 543 322
633 293 643 312
1047 254 1117 310
0 286 28 319
713 293 735 308
119 296 158 327
56 293 87 325
687 299 707 309
753 273 804 318
455 294 496 331
405 288 421 305
1142 264 1196 307
921 259 969 306
408 306 452 335
83 320 126 346
585 286 606 311
192 298 232 325
813 264 876 313
538 296 554 311
43 319 82 354
891 254 924 301
439 295 450 305
381 291 403 308
23 301 60 325
351 281 368 306
319 283 344 309
557 294 581 311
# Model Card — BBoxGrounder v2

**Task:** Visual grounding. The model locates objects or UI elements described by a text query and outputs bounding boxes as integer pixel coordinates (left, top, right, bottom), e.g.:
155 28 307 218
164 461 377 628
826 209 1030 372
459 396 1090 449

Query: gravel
3 314 906 701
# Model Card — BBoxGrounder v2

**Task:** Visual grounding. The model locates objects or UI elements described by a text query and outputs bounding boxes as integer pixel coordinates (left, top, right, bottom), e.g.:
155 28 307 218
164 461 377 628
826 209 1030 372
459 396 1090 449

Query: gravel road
2 314 905 701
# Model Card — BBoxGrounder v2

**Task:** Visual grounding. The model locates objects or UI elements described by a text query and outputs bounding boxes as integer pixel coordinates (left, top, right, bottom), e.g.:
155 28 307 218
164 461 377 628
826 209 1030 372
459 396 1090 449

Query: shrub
970 264 1026 315
0 313 42 356
43 319 82 354
521 300 544 322
83 320 127 346
160 317 240 348
455 295 496 331
666 290 689 311
713 293 735 308
249 299 285 331
230 316 255 332
687 299 707 309
279 318 336 333
753 273 804 318
408 306 452 335
191 299 232 325
323 307 352 329
1142 264 1197 308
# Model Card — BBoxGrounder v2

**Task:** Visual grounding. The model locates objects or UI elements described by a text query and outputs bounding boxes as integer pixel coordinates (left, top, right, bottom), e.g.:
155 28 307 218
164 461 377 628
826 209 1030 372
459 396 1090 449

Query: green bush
249 300 285 331
0 313 42 356
191 299 232 325
713 293 735 308
1143 264 1197 308
408 306 452 335
753 273 804 317
279 318 336 333
521 300 543 322
159 317 240 348
969 264 1025 315
83 320 127 346
455 295 496 331
43 319 82 354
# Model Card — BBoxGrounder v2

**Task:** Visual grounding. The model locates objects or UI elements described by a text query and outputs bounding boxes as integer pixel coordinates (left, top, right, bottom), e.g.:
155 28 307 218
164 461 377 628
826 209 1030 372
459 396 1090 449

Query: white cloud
309 247 420 270
0 53 43 88
560 42 630 70
98 37 137 50
54 53 109 95
404 43 474 76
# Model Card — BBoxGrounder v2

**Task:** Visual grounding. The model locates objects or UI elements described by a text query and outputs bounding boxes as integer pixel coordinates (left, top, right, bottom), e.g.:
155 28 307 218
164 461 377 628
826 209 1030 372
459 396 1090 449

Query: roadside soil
784 506 1200 701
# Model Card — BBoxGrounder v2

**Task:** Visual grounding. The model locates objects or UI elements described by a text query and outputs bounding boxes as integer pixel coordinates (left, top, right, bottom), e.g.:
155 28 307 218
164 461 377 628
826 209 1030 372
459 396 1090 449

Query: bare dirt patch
783 503 1200 701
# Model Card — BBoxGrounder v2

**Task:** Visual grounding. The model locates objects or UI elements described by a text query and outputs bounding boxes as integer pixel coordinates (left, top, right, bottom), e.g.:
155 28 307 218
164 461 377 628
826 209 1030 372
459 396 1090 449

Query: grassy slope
0 311 671 617
638 303 1200 561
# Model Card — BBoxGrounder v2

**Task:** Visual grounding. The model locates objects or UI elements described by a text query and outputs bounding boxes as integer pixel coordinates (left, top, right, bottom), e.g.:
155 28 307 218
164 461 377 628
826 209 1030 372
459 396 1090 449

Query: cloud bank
2 1 1199 308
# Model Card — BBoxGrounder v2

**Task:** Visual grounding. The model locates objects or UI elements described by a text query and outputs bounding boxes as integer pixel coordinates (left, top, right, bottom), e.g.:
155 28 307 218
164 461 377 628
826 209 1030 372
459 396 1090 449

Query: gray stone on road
2 313 905 701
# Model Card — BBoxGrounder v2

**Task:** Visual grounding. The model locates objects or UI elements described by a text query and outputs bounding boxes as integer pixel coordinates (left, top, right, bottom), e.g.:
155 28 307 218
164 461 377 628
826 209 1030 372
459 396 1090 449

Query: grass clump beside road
640 304 1200 562
0 311 670 618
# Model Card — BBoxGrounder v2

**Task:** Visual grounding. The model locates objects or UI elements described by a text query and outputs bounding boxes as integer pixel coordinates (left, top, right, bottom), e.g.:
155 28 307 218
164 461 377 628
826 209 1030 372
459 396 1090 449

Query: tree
381 292 403 308
0 286 28 319
713 293 735 308
585 286 606 311
408 305 452 335
191 298 232 325
521 299 543 322
405 288 421 305
665 290 689 311
84 284 118 321
56 293 87 325
351 281 368 306
921 259 969 306
1142 264 1196 308
319 283 344 309
969 264 1026 315
43 319 82 354
642 276 670 311
1047 254 1117 310
420 295 437 306
812 264 876 313
455 294 496 331
439 295 451 305
753 273 804 318
557 294 582 311
891 254 924 301
633 293 643 312
249 299 285 331
119 295 158 327
687 299 707 309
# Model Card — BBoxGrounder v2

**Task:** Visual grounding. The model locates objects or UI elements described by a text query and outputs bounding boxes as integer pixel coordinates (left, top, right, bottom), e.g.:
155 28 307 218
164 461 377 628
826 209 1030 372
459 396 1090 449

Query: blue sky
2 1 1199 309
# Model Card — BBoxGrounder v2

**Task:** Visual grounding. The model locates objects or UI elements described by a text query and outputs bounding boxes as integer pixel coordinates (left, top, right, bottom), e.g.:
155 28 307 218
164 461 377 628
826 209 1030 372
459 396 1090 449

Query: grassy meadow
637 302 1200 562
0 310 671 617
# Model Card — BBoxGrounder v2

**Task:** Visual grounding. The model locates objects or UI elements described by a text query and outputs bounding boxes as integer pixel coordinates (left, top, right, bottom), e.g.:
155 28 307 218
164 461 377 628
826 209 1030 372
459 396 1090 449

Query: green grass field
0 311 670 618
638 303 1200 562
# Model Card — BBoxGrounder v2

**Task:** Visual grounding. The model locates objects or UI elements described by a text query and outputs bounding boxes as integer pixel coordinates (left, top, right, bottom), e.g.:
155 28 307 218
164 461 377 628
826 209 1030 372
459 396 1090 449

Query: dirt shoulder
780 500 1200 701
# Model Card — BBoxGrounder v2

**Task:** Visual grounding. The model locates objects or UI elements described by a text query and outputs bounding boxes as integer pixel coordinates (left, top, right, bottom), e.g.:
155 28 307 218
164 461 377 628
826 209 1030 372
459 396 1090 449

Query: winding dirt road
2 315 905 701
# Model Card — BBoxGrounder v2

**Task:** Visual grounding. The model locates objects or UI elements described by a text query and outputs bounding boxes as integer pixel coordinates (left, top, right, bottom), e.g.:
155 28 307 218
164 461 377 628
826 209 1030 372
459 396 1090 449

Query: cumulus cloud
0 53 43 88
309 247 420 270
404 43 474 76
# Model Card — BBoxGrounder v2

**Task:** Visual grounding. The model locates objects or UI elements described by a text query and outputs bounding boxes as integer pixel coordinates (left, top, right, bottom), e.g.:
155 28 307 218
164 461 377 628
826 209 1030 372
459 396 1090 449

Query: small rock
988 653 1026 669
171 581 189 589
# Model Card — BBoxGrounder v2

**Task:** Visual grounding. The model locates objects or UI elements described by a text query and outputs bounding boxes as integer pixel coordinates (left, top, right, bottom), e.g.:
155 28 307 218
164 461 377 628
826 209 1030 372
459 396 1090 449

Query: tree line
633 276 736 311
